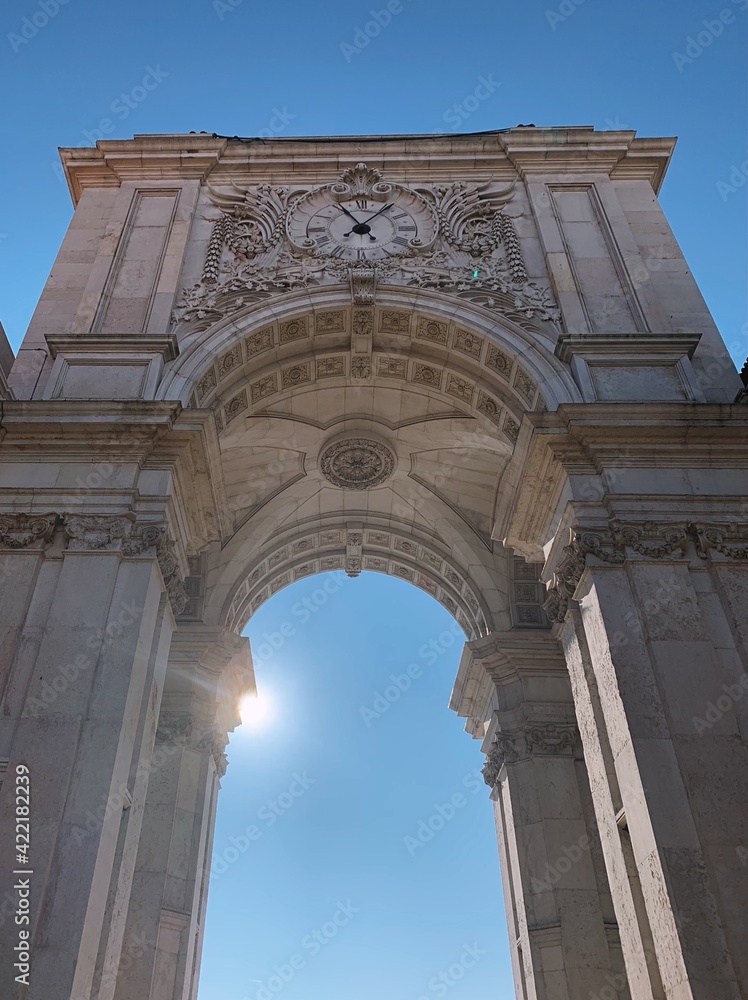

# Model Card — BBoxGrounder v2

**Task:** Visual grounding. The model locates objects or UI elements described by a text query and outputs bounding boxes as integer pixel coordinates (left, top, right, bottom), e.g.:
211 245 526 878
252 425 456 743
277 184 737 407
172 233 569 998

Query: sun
239 691 272 729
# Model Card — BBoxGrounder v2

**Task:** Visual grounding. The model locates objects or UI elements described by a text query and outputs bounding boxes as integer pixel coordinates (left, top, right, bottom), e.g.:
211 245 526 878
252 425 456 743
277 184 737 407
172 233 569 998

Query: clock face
287 189 436 262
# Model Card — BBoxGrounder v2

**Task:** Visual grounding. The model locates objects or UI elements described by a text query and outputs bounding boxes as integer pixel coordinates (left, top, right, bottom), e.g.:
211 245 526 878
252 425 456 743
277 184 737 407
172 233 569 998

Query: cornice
499 403 748 559
59 127 677 206
537 403 748 469
0 400 182 455
60 134 228 205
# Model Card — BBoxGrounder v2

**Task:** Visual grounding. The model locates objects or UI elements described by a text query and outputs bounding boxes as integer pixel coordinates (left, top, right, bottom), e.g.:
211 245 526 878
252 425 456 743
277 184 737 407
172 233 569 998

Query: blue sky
1 1 745 998
0 0 746 363
215 573 506 1000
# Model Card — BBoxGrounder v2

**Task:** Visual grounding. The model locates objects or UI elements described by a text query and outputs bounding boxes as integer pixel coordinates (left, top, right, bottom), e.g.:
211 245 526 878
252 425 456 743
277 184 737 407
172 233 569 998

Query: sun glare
239 692 272 729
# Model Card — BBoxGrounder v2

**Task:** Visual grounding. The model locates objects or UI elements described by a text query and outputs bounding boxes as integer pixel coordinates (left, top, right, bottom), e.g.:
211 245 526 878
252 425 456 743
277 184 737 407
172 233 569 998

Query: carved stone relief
172 165 559 333
318 438 396 490
544 521 748 623
482 723 580 787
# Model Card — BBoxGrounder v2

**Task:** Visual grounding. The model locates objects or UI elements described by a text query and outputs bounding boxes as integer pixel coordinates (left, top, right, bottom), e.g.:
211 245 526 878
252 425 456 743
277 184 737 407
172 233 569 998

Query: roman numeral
329 246 346 258
398 225 416 232
316 235 331 245
355 199 369 210
392 211 408 220
392 236 410 247
308 226 326 233
356 249 368 261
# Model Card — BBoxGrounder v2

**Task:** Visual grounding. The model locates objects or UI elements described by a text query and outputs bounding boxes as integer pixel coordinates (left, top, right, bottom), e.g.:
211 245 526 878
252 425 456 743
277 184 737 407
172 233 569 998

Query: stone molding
544 521 748 622
500 404 748 562
482 722 580 787
0 511 188 614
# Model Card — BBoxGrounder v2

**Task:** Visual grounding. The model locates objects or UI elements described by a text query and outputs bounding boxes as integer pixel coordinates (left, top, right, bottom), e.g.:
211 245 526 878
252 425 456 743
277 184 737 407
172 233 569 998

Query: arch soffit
220 517 499 640
159 288 582 435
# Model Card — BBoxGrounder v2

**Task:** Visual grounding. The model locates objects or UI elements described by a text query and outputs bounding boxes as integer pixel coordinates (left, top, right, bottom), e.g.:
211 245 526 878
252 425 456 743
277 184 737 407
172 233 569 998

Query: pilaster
114 625 254 1000
453 631 628 1000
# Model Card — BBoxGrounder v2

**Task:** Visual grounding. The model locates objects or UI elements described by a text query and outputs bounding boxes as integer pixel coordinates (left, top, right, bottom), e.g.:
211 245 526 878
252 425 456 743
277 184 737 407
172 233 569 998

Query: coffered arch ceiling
166 287 576 638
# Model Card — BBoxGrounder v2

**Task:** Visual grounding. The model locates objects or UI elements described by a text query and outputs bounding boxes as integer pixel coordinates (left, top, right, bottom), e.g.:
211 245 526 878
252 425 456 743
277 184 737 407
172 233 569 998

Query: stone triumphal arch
0 128 746 1000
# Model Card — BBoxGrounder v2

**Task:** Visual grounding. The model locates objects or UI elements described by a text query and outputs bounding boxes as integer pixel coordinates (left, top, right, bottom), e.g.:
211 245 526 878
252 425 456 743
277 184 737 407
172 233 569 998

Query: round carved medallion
319 437 395 490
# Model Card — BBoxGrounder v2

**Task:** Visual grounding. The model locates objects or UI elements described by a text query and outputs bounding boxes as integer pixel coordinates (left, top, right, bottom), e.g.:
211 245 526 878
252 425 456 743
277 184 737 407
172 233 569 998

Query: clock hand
338 205 361 223
336 204 365 237
361 203 394 225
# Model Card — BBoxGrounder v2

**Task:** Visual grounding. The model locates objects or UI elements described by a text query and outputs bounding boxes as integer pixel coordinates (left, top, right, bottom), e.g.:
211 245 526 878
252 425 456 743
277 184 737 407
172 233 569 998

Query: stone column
501 403 748 1000
544 521 747 1000
0 513 183 1000
113 625 254 1000
453 631 629 1000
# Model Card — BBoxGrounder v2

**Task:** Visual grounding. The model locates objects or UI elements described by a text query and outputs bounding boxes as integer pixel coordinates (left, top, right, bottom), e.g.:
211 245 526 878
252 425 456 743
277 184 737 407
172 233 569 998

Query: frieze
482 733 519 786
155 711 194 744
197 730 229 777
611 521 689 559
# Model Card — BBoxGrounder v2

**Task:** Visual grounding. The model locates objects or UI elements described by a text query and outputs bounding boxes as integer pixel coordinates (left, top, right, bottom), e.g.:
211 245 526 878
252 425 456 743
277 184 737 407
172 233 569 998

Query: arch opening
200 571 514 1000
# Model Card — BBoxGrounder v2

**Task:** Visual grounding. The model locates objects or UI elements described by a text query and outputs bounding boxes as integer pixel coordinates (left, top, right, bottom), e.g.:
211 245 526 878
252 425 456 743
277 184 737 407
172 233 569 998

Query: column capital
543 519 748 623
481 720 580 787
163 624 255 766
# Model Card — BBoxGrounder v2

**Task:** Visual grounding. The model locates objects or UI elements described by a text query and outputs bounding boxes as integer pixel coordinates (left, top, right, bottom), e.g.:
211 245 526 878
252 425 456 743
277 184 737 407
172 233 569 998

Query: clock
287 182 437 262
